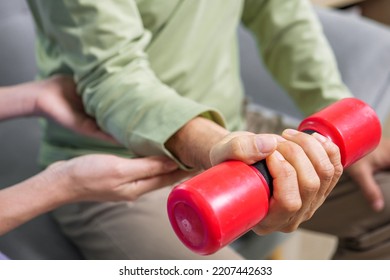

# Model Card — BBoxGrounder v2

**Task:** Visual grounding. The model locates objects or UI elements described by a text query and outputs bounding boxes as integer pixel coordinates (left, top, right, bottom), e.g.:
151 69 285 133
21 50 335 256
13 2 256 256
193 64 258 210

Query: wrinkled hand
346 138 390 212
48 154 189 202
209 129 343 235
34 75 115 143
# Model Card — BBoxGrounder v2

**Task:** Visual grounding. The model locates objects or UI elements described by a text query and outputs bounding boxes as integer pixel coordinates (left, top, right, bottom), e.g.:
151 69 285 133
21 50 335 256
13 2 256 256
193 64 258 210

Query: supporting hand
33 75 115 143
346 138 390 212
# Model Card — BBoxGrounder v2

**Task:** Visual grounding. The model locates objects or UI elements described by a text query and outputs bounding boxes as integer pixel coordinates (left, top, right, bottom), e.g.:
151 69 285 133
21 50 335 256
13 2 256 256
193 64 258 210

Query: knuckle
282 141 304 156
304 210 315 221
229 137 247 160
325 142 342 163
319 163 335 182
334 163 343 178
327 141 341 156
280 199 302 214
302 176 321 194
277 162 297 179
295 134 314 149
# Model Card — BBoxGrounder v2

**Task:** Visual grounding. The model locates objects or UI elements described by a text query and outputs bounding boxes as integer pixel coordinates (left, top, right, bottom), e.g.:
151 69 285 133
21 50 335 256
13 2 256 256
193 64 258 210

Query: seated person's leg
52 187 243 259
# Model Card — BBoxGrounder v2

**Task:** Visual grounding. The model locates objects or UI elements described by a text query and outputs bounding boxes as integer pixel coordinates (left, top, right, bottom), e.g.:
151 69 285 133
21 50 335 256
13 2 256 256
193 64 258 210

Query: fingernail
283 129 299 136
256 136 277 153
312 133 328 143
164 160 179 170
373 200 384 212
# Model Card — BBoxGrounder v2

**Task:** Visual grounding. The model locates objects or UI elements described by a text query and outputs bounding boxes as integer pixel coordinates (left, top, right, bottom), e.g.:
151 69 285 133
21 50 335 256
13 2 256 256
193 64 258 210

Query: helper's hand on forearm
0 155 188 235
49 154 189 202
34 75 115 143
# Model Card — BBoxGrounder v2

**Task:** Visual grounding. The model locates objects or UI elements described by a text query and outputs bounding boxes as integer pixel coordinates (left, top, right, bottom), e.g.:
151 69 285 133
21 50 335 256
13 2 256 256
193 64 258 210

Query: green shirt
27 0 351 166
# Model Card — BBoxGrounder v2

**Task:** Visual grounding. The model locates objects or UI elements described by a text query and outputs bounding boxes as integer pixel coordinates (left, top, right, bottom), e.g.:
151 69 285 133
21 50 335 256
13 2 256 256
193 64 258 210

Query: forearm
0 168 71 236
0 82 39 121
165 117 229 170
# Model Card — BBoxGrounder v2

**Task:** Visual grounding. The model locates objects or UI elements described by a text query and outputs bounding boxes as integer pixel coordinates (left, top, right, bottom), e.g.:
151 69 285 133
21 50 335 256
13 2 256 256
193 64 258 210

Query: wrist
39 162 77 206
165 117 229 169
0 82 40 120
28 80 49 117
15 81 41 117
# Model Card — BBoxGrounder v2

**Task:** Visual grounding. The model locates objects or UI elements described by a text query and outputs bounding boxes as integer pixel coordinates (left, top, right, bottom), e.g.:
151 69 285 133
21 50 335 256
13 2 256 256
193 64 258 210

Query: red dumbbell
167 98 382 255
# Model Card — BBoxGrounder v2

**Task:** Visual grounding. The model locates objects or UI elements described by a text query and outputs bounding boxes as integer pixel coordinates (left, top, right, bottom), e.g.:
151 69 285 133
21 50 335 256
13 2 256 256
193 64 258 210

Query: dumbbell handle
167 98 382 255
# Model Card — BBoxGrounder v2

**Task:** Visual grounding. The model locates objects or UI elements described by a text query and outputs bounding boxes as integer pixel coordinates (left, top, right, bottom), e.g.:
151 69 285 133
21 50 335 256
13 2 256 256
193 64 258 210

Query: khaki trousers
52 188 242 260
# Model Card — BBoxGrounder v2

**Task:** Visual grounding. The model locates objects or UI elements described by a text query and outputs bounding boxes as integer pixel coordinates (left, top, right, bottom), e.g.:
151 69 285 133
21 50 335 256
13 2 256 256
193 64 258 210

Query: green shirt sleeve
241 0 352 116
28 0 225 162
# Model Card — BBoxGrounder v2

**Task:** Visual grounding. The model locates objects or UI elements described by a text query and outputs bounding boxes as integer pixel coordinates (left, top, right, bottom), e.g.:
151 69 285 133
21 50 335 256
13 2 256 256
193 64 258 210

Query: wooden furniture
311 0 365 7
312 0 389 26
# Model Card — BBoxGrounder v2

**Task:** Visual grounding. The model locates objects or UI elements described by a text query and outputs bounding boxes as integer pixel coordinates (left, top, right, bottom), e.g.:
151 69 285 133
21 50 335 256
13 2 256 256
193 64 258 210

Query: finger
119 169 190 200
118 156 180 182
282 129 334 200
277 135 321 215
348 165 384 212
253 150 302 235
282 129 342 199
210 134 278 166
310 132 343 196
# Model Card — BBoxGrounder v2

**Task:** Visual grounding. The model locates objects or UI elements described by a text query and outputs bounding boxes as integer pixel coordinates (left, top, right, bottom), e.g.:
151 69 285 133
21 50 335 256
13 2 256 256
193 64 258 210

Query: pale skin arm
0 155 187 236
0 75 189 235
166 116 343 234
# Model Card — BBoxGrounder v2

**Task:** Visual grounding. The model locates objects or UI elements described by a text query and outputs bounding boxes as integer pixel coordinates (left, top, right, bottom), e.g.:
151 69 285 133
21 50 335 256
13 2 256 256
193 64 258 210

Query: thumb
210 134 278 166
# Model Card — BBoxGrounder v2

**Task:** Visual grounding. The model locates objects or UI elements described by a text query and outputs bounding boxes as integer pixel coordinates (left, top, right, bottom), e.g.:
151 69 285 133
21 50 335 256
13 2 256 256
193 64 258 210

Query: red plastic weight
167 98 381 255
298 98 381 168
